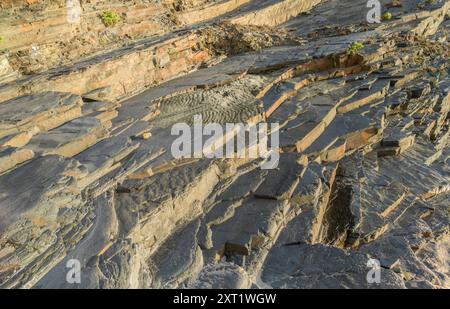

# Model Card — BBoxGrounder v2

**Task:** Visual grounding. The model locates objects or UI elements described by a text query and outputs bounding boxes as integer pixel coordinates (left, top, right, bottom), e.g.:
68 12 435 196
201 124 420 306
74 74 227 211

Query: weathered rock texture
0 0 449 289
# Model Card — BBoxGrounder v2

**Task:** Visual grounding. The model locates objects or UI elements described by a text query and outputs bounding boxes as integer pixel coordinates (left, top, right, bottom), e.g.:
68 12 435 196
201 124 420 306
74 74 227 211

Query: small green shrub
347 42 365 56
0 36 4 44
382 12 393 21
101 11 121 27
99 35 110 45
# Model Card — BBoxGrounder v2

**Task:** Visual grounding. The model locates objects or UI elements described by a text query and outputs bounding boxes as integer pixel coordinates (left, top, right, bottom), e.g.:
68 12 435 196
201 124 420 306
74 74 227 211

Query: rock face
0 0 449 289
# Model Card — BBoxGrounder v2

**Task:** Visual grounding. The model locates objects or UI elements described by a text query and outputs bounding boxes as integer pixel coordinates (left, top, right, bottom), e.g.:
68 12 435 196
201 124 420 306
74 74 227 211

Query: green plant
382 12 393 21
0 36 4 44
101 11 121 27
347 42 365 56
99 35 110 45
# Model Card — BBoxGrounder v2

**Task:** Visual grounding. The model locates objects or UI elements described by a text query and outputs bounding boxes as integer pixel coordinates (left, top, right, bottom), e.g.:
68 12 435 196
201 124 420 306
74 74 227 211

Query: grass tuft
347 42 365 56
101 11 121 27
383 12 393 21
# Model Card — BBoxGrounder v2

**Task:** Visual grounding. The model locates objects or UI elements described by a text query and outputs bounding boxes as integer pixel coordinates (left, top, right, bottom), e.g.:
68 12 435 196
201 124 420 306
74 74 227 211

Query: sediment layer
0 0 449 289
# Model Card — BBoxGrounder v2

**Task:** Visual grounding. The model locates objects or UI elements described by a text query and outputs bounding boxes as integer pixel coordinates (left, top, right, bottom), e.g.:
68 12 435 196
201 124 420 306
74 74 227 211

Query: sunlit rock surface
0 0 449 289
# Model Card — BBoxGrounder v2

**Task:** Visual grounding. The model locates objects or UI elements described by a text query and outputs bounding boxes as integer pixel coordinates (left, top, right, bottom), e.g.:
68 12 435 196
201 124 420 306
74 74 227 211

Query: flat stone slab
26 117 111 157
0 147 34 175
0 92 83 139
74 135 140 189
0 155 79 233
305 113 380 156
254 153 306 200
337 80 391 114
260 243 405 289
1 0 450 289
209 198 290 258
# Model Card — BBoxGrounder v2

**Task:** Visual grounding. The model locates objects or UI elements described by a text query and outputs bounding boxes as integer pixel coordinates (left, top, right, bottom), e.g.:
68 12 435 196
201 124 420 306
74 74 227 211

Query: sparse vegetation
347 41 365 55
0 36 4 44
99 35 110 45
101 11 121 27
383 12 393 21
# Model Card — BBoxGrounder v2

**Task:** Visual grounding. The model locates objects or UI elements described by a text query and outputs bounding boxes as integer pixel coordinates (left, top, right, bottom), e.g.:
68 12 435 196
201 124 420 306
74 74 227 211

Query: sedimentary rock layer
0 0 449 289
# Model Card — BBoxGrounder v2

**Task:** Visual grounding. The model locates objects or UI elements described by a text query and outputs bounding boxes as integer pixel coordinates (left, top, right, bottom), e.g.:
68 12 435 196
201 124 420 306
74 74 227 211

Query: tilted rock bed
0 0 449 288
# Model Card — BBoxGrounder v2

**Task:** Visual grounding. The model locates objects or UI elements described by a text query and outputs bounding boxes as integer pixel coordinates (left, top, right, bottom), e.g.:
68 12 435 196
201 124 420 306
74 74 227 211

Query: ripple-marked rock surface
0 0 449 289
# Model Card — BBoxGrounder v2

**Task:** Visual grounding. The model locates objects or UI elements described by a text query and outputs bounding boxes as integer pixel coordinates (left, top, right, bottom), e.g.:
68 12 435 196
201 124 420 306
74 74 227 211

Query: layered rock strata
0 0 449 289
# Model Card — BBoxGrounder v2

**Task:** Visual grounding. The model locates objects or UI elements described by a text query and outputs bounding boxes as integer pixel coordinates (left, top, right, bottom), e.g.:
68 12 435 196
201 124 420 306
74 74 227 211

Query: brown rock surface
0 0 449 289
